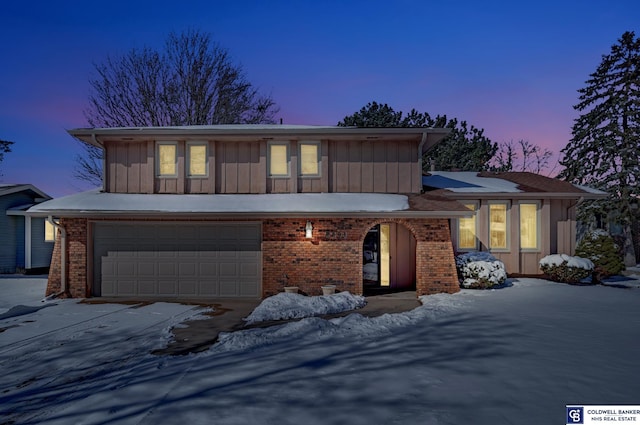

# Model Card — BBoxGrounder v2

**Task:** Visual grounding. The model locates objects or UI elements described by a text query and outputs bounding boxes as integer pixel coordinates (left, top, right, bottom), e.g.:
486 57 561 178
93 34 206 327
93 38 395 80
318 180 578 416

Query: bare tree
77 29 279 186
0 139 14 177
489 139 553 174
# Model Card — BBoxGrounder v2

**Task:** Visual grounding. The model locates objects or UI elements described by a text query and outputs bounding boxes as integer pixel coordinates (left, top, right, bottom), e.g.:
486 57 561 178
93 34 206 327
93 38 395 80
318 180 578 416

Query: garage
93 222 261 298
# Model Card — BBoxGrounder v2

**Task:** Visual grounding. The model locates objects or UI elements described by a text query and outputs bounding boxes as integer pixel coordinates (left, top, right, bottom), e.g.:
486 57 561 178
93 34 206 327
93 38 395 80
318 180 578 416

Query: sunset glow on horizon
1 0 639 197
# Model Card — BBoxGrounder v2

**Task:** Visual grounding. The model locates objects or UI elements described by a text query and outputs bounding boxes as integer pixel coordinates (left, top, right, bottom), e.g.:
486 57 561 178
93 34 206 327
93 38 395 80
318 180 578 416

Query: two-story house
29 125 473 299
28 125 606 300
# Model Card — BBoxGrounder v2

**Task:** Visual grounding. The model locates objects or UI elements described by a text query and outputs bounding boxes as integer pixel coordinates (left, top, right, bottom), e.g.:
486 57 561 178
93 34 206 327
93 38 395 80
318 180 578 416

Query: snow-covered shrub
539 254 594 283
455 252 507 289
575 229 625 281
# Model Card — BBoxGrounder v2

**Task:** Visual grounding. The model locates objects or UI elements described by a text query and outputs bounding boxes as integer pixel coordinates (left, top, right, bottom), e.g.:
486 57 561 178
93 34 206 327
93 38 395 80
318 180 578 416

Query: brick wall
46 218 88 298
262 218 459 297
46 216 459 299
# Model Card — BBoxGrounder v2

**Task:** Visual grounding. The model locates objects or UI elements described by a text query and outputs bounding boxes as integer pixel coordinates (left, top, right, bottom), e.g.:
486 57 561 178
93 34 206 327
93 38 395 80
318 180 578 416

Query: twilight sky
1 0 639 197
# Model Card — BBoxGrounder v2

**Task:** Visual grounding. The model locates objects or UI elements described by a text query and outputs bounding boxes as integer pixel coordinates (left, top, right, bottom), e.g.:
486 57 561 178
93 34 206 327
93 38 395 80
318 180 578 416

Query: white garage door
93 222 261 298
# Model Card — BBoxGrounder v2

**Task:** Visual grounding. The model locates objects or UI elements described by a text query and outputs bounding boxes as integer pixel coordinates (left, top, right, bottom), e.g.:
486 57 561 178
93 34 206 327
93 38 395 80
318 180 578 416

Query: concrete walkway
155 292 421 356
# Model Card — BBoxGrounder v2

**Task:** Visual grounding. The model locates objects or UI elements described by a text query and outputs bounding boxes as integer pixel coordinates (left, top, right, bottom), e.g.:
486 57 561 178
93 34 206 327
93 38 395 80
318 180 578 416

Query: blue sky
1 0 639 197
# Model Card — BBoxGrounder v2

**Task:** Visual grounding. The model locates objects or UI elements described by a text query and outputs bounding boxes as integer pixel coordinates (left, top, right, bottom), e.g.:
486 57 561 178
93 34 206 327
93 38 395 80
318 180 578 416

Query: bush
575 229 625 281
539 254 594 283
455 252 507 289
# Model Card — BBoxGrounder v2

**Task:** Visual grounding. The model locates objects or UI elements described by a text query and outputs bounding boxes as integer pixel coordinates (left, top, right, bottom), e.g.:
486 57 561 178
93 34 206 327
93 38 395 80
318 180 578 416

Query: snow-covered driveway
1 276 639 424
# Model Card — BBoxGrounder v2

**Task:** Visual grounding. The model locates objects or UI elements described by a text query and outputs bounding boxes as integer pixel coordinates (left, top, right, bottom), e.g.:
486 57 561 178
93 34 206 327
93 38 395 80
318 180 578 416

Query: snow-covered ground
1 275 640 424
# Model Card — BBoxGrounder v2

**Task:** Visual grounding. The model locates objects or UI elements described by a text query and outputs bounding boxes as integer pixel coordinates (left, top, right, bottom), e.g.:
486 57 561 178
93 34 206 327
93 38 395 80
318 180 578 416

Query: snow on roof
27 190 411 215
423 171 607 196
423 172 521 193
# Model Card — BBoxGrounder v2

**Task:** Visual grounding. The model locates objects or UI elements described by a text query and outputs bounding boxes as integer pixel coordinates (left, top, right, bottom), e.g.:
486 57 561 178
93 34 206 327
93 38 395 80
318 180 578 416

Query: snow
2 275 640 424
244 291 366 324
540 253 595 270
27 190 409 214
455 251 507 288
426 171 522 192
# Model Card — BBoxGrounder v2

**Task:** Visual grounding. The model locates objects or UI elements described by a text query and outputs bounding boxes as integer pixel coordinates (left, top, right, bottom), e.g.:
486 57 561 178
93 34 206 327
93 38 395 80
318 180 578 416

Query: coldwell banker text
567 406 640 424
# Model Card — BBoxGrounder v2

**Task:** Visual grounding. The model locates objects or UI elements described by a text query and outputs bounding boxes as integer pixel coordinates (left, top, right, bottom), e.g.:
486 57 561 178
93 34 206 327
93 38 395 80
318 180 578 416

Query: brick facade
262 217 459 297
47 217 460 299
46 218 88 298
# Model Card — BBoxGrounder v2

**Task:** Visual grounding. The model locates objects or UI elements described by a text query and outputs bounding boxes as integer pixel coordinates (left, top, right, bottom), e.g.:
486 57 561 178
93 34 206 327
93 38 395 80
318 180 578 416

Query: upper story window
187 142 208 178
519 202 539 250
299 142 320 177
489 202 509 250
157 142 177 177
458 203 478 250
44 220 56 242
268 142 289 177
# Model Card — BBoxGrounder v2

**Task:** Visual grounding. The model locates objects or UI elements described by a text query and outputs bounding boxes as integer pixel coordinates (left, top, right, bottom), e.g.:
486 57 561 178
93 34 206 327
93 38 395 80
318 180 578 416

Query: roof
422 171 607 199
26 190 471 219
0 184 51 200
68 124 451 153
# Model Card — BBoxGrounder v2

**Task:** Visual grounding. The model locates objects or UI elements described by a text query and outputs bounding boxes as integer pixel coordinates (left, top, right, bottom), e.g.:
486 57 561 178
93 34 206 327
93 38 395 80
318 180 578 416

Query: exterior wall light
305 221 313 238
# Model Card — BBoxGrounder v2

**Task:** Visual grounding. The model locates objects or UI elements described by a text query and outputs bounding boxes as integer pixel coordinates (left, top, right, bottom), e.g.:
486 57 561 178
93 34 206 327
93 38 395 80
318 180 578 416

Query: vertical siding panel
143 141 154 193
128 143 141 193
361 141 374 193
225 142 238 193
386 141 399 193
208 140 216 194
541 199 551 255
215 142 224 193
237 141 251 193
477 201 489 251
321 140 329 192
107 141 116 193
398 141 412 193
250 142 260 193
328 141 336 192
258 141 267 193
290 141 298 193
176 141 185 194
411 141 421 193
335 142 349 192
372 142 387 193
115 143 128 193
348 141 361 192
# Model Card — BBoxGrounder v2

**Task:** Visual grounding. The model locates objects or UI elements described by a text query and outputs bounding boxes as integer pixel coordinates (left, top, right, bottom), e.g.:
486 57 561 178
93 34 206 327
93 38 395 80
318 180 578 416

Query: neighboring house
1 184 54 274
422 171 608 275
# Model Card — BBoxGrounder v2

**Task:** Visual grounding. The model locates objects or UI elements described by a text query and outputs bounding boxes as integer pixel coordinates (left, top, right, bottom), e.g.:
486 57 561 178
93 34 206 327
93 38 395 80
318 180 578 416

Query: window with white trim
489 202 509 250
268 142 289 177
519 202 539 250
187 142 208 177
458 203 478 250
157 142 177 177
299 142 320 177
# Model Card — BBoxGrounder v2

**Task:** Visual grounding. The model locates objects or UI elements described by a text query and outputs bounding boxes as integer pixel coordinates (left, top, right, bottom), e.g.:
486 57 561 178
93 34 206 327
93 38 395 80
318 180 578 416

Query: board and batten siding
329 140 421 193
104 138 423 195
216 141 266 194
105 141 155 194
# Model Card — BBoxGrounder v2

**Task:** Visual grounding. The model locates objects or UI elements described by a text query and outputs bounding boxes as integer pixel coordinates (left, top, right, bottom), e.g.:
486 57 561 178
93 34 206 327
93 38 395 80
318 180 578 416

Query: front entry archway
363 222 416 295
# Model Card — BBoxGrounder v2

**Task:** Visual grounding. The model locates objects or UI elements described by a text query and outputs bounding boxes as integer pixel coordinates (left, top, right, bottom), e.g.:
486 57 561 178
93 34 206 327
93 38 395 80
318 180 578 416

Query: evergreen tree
559 31 640 265
338 102 496 171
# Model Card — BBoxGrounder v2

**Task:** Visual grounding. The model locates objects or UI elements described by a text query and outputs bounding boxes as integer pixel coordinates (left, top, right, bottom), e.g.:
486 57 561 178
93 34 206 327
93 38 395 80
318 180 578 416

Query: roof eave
435 191 608 200
25 210 468 219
